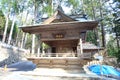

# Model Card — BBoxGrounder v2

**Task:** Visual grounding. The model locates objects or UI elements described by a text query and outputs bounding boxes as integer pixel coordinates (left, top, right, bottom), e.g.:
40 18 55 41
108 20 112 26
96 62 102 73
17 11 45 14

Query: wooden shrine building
21 10 99 57
20 10 100 68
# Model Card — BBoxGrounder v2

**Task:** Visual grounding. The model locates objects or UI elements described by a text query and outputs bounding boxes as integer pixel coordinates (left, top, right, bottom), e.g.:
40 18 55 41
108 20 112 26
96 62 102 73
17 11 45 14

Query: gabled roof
43 10 76 24
20 10 98 34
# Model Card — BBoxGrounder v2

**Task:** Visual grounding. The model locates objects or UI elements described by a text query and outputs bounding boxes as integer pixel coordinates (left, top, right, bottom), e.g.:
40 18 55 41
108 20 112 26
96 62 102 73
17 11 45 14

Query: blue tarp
88 65 120 77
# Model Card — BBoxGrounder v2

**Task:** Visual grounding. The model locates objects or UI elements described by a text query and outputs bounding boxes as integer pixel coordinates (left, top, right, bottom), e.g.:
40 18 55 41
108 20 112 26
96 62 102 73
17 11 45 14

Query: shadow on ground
7 61 36 71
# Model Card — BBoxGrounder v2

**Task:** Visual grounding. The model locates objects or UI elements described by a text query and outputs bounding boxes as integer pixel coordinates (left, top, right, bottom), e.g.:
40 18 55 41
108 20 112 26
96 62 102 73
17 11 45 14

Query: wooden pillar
32 34 35 54
80 38 83 54
42 42 45 53
77 38 83 57
37 35 41 57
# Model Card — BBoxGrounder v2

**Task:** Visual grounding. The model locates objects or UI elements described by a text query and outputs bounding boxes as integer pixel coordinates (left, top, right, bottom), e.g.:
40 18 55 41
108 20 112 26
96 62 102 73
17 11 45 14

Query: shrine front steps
27 57 92 70
25 57 106 80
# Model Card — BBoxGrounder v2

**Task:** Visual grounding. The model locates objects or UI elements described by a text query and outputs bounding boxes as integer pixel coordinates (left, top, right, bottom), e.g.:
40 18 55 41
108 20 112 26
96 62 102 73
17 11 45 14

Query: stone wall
0 42 30 67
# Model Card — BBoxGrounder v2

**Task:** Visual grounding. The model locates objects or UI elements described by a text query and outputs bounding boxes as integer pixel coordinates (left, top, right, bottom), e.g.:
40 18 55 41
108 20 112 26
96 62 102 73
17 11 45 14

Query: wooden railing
38 53 77 57
33 52 94 58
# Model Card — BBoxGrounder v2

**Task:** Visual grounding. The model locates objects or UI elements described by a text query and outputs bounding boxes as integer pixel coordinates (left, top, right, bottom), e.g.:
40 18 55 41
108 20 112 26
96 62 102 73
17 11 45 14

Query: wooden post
80 38 83 54
32 34 35 54
37 35 41 57
42 43 45 54
77 38 83 57
37 43 40 57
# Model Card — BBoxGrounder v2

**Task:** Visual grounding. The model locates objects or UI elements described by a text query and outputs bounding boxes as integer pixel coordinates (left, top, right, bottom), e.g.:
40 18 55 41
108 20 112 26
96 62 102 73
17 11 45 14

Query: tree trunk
81 0 86 14
21 32 25 48
15 29 20 46
8 16 15 45
116 33 120 48
21 11 29 48
2 13 9 43
115 24 120 48
21 33 28 48
99 0 106 47
15 12 23 46
23 33 27 48
91 0 99 45
31 0 38 54
91 0 96 20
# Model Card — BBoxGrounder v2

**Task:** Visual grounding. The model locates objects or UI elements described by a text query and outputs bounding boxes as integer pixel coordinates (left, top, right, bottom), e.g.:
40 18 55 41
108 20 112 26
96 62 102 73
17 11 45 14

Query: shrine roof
20 10 98 34
42 10 76 24
20 21 98 34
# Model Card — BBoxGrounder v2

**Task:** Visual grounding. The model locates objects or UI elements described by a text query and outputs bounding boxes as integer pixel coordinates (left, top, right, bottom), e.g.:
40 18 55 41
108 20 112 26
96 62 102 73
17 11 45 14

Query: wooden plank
33 59 39 65
38 59 51 64
52 59 66 64
37 64 51 68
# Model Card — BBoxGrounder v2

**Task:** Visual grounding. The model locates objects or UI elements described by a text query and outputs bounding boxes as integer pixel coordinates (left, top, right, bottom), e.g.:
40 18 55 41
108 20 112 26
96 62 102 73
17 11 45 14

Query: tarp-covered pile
88 65 120 77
